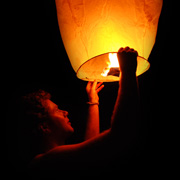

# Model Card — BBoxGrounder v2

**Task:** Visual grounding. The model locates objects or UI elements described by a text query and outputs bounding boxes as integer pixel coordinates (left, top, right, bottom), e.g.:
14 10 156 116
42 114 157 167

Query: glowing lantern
55 0 163 82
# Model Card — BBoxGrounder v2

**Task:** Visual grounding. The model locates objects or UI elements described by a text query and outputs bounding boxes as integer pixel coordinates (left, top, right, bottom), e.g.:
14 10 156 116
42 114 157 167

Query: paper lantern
55 0 163 82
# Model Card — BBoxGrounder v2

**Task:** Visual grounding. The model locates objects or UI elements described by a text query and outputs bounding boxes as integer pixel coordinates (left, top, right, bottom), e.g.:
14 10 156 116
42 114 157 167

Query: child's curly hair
18 89 52 161
22 89 51 118
20 89 51 132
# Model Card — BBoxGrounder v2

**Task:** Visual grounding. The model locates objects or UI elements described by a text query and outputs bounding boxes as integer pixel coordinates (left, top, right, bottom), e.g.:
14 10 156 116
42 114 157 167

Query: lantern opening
76 52 150 82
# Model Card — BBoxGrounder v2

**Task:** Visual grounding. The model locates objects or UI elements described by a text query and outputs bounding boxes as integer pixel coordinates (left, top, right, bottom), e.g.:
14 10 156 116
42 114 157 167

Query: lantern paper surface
55 0 163 82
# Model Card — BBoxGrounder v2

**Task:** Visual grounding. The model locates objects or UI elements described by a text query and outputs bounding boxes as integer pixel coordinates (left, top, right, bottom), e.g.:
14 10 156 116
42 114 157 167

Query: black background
6 0 173 177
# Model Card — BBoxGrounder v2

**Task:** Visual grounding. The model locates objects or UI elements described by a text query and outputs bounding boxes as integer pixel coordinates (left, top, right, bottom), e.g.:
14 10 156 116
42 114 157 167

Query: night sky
6 0 173 177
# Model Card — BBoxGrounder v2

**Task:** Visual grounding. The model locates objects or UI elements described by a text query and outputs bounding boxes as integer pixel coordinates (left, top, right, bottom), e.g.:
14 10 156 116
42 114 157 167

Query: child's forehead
44 99 58 110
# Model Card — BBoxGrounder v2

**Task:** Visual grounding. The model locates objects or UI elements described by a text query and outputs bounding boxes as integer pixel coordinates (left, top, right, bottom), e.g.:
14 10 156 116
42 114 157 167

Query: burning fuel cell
101 53 120 77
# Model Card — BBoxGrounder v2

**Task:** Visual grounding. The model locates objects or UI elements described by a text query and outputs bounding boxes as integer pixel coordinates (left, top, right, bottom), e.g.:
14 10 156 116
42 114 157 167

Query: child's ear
39 122 51 135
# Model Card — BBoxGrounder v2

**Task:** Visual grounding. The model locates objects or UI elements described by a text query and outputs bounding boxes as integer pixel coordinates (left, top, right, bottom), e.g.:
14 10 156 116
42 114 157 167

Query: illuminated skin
30 47 139 175
39 83 104 150
43 100 74 146
85 81 104 140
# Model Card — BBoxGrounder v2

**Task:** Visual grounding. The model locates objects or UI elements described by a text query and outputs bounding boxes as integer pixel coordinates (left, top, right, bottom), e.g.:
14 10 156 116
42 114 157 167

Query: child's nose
63 111 68 116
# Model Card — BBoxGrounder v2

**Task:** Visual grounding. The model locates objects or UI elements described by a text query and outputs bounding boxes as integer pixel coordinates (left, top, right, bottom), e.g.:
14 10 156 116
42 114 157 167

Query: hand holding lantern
117 47 138 75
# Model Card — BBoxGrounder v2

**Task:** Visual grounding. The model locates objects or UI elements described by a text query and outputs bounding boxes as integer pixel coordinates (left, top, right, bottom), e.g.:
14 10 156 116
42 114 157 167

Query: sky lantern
55 0 163 82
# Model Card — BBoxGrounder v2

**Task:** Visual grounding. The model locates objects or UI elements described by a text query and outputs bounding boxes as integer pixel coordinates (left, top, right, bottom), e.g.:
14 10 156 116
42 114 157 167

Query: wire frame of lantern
55 0 163 82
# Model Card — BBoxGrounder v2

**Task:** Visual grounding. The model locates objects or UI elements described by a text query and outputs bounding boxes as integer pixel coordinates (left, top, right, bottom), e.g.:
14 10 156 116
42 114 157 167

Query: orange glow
55 0 163 82
108 53 119 68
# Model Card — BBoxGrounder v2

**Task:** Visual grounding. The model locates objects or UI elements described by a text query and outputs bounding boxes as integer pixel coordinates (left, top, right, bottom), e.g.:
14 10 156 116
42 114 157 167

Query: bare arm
85 81 104 140
82 47 139 153
110 47 139 143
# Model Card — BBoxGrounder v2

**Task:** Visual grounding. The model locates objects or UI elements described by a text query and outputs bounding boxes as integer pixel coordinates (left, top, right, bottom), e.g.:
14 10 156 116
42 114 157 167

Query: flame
108 53 119 67
101 53 119 76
